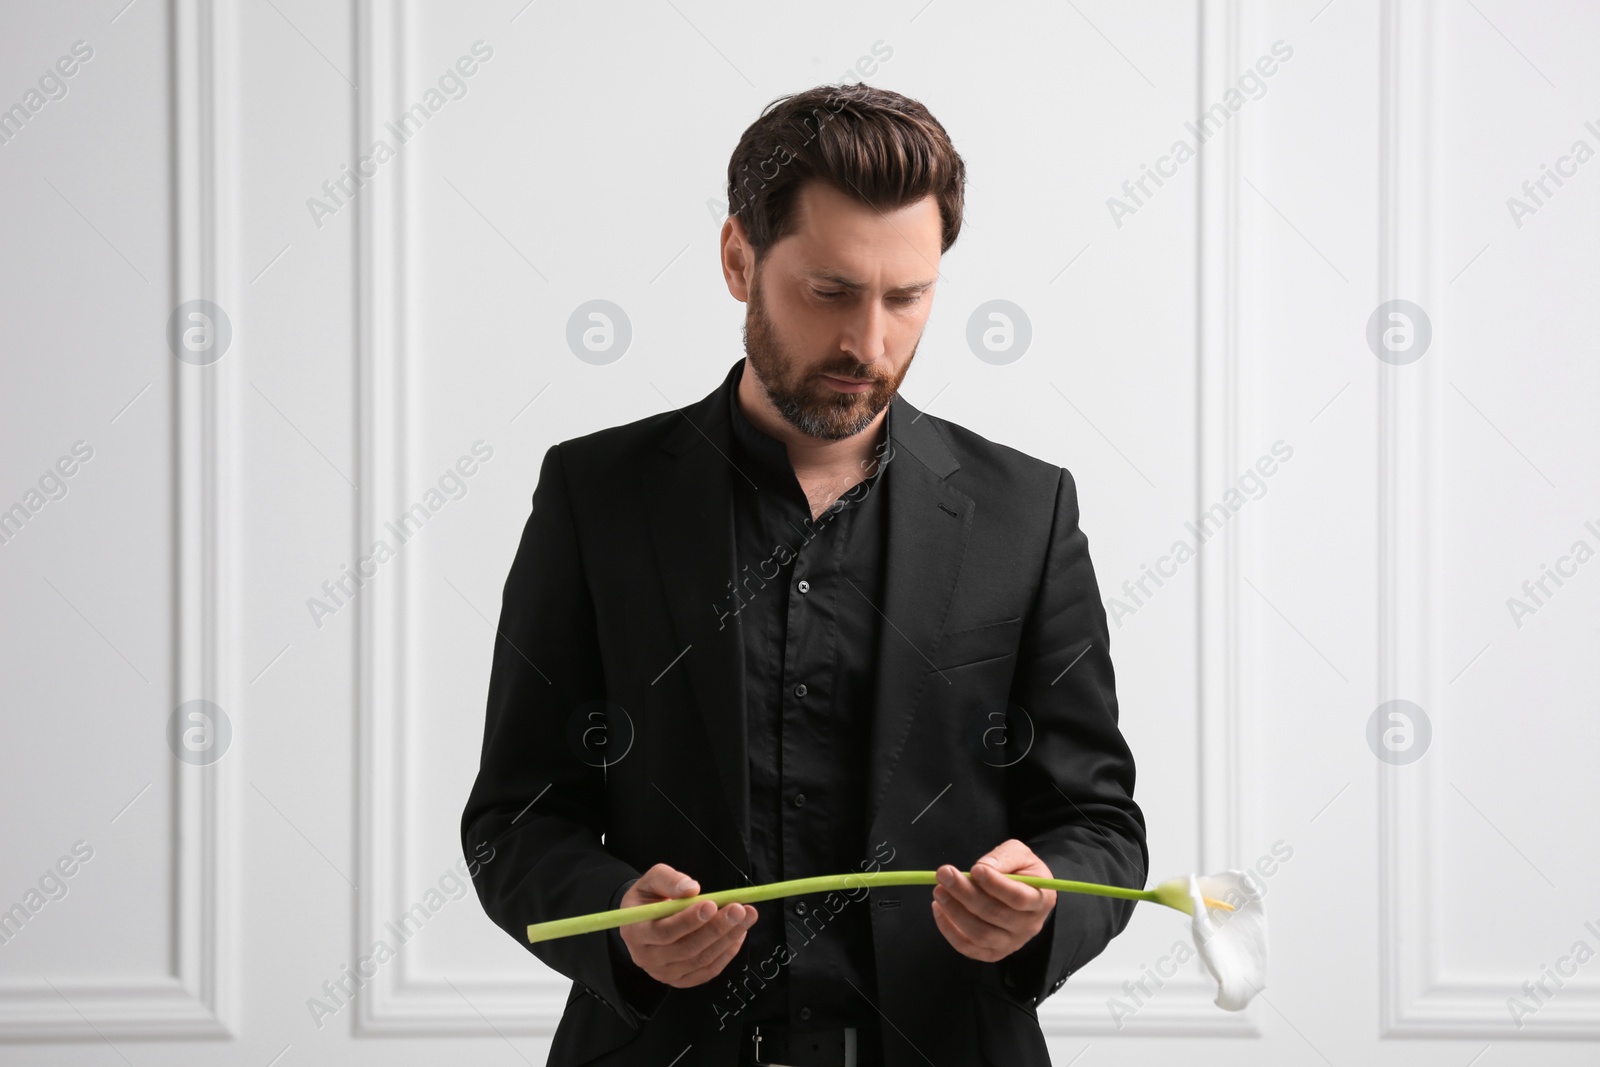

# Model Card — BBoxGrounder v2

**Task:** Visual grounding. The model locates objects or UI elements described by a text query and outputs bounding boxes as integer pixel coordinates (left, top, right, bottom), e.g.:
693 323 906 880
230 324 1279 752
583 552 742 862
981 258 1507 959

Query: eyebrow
804 269 937 293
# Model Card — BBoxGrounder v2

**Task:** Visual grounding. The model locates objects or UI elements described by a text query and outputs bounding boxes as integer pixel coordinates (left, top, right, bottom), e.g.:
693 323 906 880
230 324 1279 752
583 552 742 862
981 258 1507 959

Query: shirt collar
725 358 894 495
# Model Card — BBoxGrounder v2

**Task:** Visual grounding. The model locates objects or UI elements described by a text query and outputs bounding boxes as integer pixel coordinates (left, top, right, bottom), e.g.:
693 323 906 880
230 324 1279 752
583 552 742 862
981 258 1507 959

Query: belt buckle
749 1023 858 1067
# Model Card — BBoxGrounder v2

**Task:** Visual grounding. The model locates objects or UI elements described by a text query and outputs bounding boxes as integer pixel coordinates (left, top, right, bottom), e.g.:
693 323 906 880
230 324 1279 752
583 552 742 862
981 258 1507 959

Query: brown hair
726 83 966 261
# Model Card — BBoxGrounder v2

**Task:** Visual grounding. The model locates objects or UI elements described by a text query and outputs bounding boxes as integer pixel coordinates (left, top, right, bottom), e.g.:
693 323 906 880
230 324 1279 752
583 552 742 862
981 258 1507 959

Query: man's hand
617 863 758 989
931 839 1057 963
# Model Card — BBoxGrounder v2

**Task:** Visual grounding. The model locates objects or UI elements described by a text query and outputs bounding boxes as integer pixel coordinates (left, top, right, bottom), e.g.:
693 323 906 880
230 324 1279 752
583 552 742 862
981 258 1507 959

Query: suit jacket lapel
864 392 973 837
645 373 754 880
643 365 975 879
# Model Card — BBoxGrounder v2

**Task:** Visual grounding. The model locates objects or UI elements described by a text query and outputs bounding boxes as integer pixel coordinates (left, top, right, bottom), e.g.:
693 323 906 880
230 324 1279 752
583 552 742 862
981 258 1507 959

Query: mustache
817 365 881 382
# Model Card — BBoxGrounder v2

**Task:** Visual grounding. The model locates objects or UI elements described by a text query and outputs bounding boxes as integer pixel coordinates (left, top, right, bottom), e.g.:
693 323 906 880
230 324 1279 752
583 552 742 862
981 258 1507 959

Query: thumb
641 863 699 899
974 837 1028 874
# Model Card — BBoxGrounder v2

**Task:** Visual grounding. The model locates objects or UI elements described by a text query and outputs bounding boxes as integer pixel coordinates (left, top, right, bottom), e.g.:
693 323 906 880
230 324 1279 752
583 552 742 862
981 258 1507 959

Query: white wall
1 0 1596 1063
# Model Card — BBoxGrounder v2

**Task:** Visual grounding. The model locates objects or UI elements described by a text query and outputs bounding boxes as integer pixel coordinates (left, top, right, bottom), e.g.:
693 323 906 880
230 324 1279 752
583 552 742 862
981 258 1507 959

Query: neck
736 361 887 481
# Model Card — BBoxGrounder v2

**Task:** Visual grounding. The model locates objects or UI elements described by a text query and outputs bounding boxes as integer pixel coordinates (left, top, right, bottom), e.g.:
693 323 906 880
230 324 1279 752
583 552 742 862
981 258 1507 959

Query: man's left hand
930 839 1057 963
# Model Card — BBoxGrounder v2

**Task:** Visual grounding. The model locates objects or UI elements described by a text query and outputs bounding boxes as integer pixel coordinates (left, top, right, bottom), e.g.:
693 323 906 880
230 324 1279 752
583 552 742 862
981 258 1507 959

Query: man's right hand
617 863 758 988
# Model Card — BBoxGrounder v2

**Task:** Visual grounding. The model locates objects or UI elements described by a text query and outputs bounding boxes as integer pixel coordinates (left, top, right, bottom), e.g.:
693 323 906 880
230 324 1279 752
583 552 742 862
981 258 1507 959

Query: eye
890 295 922 306
812 289 844 301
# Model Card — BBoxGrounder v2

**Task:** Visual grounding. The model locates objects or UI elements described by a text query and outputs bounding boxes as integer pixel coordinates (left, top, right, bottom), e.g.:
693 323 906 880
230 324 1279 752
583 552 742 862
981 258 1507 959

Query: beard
742 266 916 441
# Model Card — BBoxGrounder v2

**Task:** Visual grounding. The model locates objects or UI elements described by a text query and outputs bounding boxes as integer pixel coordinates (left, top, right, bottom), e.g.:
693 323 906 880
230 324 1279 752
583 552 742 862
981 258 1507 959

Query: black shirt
605 356 895 1030
723 357 892 1030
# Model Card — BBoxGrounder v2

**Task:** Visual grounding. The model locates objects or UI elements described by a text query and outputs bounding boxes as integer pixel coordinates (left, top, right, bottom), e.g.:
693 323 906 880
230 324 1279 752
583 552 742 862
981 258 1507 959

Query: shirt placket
780 500 856 1026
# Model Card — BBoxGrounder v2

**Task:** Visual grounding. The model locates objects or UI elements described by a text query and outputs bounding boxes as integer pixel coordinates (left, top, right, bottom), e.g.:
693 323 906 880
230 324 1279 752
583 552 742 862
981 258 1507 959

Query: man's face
724 180 943 441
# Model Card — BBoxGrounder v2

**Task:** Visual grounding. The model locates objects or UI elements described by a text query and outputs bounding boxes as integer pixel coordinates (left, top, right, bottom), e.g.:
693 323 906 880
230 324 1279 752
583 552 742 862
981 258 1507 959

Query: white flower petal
1186 870 1268 1011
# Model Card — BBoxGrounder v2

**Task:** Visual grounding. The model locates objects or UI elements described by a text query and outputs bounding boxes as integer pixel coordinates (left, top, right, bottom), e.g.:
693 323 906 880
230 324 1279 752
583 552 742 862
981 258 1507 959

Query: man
461 83 1147 1067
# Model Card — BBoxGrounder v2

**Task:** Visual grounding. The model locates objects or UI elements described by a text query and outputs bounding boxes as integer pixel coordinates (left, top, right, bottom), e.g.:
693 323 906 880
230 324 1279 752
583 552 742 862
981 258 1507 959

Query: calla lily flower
526 866 1266 1012
1145 870 1268 1010
1189 871 1268 1009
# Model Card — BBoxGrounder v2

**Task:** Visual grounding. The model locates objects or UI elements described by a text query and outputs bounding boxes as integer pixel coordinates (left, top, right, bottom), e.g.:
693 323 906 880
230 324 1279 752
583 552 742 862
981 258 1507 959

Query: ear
720 215 756 303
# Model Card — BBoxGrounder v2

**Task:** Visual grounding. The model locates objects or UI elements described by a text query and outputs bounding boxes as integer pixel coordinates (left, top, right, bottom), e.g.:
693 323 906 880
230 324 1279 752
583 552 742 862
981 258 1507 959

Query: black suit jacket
461 361 1148 1066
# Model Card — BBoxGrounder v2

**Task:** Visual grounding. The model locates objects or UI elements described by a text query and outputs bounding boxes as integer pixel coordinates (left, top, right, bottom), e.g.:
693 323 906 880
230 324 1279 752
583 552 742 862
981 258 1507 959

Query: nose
841 298 889 364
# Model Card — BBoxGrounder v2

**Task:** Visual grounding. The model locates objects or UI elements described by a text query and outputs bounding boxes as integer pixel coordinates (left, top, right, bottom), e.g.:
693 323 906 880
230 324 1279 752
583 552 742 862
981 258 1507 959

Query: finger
637 895 720 947
675 936 743 987
935 864 1021 928
676 909 753 970
930 897 995 961
932 888 1013 948
672 920 750 986
970 839 1049 900
975 838 1031 873
930 895 973 946
635 864 699 901
660 902 755 959
970 859 1048 912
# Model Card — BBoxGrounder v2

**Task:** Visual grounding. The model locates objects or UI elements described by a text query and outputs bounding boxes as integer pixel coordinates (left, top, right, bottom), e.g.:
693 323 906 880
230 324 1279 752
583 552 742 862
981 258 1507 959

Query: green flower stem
527 869 1178 944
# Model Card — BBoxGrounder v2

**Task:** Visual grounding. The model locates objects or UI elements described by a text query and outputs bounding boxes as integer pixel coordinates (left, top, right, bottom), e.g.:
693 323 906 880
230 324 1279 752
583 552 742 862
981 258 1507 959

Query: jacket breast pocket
929 616 1023 673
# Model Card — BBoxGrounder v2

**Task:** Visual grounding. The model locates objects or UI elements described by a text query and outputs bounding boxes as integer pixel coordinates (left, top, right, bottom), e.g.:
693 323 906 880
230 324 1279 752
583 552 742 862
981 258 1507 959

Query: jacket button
797 579 810 593
793 792 806 807
794 683 807 697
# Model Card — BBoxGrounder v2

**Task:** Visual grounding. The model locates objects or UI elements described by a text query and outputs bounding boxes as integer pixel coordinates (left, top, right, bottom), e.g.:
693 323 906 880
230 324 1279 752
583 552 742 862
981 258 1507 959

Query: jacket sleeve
1002 465 1149 1008
606 875 670 1018
459 442 652 1027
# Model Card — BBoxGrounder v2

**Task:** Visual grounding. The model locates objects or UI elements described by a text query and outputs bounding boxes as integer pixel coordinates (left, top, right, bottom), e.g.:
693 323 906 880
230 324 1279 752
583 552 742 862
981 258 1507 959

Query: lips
820 373 875 392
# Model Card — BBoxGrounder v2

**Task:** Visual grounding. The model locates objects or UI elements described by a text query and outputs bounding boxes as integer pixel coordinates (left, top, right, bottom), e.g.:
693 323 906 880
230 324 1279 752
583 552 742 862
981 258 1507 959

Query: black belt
741 1018 881 1067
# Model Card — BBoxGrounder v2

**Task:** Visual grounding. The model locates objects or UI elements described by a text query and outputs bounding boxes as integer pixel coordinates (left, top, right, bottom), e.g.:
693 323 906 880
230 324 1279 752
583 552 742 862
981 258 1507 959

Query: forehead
775 180 943 278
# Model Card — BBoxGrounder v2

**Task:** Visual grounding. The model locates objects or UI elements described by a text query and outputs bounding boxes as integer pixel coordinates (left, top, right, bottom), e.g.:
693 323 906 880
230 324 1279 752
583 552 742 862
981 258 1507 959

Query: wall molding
351 0 571 1035
0 0 239 1042
1375 0 1598 1040
1038 0 1260 1036
353 0 1259 1039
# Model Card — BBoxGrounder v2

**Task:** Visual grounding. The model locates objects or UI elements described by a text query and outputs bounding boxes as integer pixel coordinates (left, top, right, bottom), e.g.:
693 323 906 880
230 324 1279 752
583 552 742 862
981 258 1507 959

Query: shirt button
794 683 807 698
797 579 810 593
793 792 806 807
796 901 808 915
800 1006 813 1021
